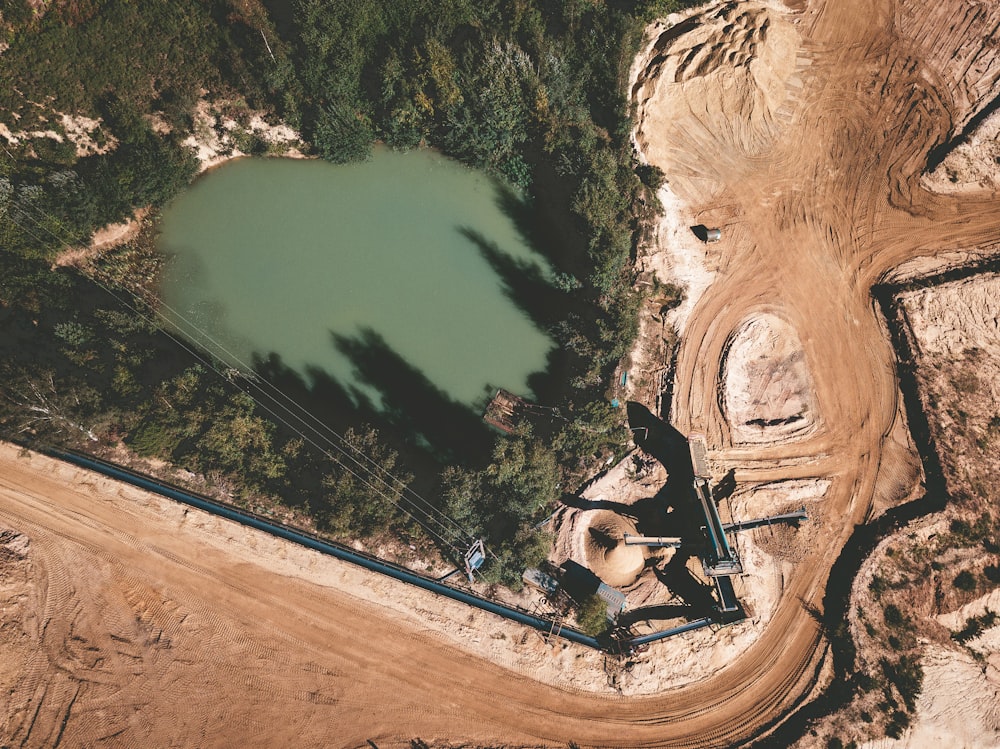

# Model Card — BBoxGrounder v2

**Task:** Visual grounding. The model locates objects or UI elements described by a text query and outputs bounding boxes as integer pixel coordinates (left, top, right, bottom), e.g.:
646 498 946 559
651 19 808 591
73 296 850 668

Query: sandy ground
900 273 1000 363
181 98 305 172
0 441 826 747
795 268 1000 748
855 644 1000 749
0 113 110 158
923 107 1000 195
624 0 1000 743
8 0 1000 746
865 272 1000 749
722 313 817 444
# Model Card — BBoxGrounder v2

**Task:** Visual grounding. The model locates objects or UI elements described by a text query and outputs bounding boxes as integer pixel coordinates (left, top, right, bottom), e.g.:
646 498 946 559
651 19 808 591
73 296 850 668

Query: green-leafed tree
320 426 413 537
576 593 609 636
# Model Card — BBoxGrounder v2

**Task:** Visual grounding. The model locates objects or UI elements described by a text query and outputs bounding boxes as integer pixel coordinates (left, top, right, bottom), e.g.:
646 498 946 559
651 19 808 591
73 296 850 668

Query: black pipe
41 446 726 651
45 447 605 649
630 617 715 646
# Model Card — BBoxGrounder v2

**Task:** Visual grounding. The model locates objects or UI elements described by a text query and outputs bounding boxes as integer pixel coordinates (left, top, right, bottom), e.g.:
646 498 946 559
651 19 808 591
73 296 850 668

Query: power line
152 294 481 547
2 147 499 564
4 202 475 555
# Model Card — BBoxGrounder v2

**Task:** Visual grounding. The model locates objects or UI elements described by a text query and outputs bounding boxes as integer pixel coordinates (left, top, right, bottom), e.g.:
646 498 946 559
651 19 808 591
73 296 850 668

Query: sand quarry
6 0 1000 746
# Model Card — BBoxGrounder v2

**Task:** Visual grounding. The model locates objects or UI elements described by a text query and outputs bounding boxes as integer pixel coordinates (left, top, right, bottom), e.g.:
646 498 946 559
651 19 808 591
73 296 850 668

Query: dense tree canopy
0 0 694 581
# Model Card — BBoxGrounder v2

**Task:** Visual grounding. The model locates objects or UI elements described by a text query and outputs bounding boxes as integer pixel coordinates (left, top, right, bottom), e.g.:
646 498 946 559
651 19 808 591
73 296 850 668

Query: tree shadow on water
459 226 571 332
331 327 496 466
492 177 591 279
247 349 463 492
458 226 576 405
252 351 370 438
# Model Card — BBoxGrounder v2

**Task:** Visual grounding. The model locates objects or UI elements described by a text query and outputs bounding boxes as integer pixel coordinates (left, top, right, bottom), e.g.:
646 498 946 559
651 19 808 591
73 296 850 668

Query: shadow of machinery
712 468 737 502
624 402 706 537
617 602 701 628
690 224 710 242
625 401 693 477
653 552 718 613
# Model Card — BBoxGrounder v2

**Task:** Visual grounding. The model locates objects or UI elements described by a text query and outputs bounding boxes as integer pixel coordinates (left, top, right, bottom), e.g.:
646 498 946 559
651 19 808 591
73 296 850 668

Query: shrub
869 574 887 599
855 673 876 693
882 655 923 711
575 593 609 636
883 603 905 628
953 611 998 643
954 570 978 592
953 369 980 394
950 518 972 537
885 710 911 738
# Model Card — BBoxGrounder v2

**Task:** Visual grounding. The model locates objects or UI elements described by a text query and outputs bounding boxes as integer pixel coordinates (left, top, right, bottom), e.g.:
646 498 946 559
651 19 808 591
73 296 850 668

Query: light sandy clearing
857 645 1000 749
182 98 305 172
922 106 1000 195
899 273 1000 362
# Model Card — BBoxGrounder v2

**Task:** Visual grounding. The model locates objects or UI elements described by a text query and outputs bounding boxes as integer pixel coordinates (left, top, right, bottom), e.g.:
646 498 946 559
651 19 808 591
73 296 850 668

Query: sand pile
630 0 801 204
581 511 647 587
722 313 816 444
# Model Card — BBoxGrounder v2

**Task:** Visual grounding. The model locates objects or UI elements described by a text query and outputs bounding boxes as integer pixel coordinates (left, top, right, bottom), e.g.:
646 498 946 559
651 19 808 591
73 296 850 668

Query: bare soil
792 271 1000 748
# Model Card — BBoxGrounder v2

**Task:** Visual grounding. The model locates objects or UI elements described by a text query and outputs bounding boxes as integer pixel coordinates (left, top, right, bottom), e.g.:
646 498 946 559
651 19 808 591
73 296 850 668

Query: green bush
869 574 887 599
0 0 673 584
882 655 923 711
883 603 905 628
954 570 978 592
953 611 997 643
885 710 910 739
313 104 374 163
575 593 609 636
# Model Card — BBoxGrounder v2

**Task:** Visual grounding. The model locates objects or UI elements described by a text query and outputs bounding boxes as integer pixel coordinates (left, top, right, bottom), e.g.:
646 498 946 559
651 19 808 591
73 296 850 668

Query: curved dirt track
6 0 1000 746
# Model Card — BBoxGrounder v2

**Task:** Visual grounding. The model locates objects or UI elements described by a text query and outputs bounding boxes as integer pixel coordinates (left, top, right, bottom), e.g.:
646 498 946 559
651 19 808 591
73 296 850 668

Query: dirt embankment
792 272 1000 748
621 0 1000 743
50 97 305 270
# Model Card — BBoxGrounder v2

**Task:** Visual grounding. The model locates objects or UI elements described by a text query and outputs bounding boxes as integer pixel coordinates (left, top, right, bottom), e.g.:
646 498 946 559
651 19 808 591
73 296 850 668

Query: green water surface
158 150 554 408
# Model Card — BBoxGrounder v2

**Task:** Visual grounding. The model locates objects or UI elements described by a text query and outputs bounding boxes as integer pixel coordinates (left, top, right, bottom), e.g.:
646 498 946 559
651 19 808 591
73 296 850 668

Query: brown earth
791 272 1000 747
7 0 1000 746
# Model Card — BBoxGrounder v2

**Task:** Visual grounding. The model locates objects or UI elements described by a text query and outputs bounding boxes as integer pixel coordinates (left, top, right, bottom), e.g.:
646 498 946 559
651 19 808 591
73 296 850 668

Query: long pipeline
45 447 604 649
47 447 729 652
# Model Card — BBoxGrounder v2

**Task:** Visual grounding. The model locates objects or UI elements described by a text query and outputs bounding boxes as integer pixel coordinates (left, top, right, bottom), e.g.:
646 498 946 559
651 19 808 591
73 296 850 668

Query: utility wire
152 293 480 546
5 202 475 556
2 148 499 563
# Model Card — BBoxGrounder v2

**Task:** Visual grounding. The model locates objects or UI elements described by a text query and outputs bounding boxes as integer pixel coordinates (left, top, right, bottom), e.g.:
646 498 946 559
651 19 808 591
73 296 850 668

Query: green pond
158 150 554 408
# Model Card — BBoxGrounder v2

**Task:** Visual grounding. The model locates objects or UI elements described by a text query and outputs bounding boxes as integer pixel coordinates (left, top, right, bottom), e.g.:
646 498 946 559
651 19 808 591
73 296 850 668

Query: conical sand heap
582 511 647 587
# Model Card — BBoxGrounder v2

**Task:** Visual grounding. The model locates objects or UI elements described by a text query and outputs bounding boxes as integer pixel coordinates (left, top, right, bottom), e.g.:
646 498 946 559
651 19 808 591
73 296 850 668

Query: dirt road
5 0 1000 746
0 442 817 748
